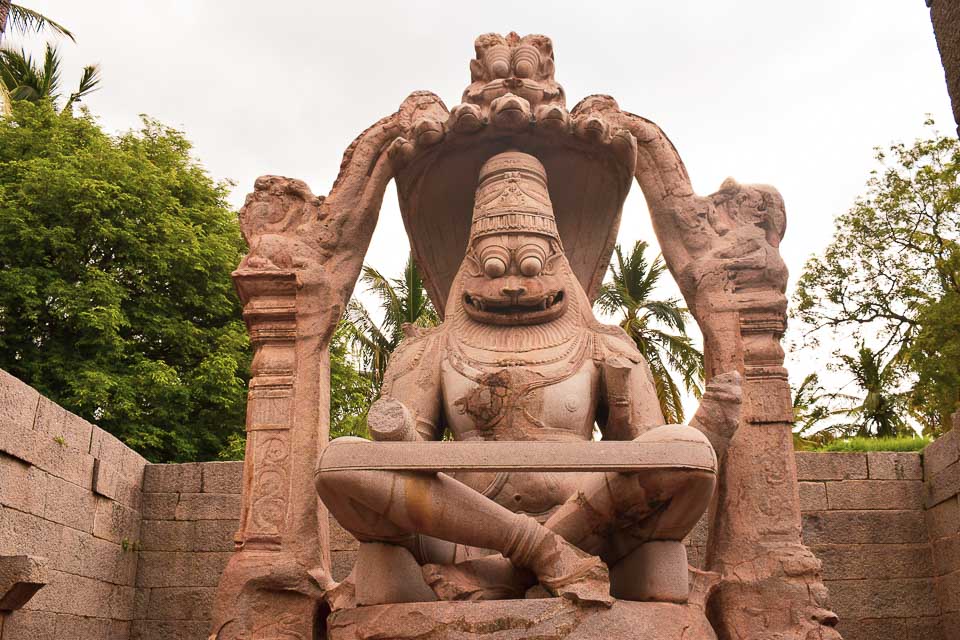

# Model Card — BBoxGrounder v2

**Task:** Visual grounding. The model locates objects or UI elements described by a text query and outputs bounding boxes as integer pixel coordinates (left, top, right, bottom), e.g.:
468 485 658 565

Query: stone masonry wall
132 462 241 640
0 370 147 639
1 367 955 639
796 451 939 640
923 421 960 638
138 453 940 640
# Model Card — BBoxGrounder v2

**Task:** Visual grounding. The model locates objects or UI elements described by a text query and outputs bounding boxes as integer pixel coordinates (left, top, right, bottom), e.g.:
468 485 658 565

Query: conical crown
470 151 560 242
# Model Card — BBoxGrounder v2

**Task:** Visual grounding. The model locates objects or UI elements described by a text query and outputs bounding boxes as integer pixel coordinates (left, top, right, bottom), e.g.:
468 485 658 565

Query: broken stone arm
687 371 742 462
597 349 666 441
367 328 444 442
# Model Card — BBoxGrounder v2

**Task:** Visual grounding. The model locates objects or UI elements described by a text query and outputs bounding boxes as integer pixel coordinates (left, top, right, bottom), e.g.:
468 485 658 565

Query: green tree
329 321 375 438
344 254 439 394
0 3 76 114
794 123 960 433
792 372 835 448
830 346 908 438
0 101 249 462
0 43 100 111
594 240 704 423
906 286 960 430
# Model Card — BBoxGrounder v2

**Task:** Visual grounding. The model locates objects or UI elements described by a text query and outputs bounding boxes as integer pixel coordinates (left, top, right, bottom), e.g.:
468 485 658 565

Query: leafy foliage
0 101 249 462
830 345 909 438
0 3 74 42
595 240 704 423
0 43 100 112
794 124 960 434
792 372 836 448
343 255 439 394
329 321 375 439
811 436 930 453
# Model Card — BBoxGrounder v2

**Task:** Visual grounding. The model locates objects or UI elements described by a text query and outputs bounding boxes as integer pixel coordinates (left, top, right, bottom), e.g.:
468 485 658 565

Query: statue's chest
440 356 598 441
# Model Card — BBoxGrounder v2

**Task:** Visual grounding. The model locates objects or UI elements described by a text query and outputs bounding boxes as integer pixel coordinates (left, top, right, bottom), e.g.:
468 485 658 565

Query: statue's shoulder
589 323 643 364
390 323 448 368
401 322 445 341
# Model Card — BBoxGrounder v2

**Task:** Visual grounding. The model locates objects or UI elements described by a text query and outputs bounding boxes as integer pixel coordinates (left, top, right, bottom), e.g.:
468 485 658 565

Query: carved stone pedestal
326 599 717 640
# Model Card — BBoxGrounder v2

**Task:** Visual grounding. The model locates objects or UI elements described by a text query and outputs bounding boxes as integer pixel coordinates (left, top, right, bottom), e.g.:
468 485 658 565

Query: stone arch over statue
210 31 840 640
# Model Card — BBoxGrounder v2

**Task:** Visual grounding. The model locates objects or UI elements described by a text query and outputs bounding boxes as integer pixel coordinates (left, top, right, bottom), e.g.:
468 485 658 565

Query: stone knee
314 437 370 508
315 437 412 543
610 540 689 603
633 424 716 541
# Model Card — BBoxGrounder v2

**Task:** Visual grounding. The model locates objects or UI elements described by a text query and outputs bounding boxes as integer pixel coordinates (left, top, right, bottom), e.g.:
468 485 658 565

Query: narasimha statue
315 150 740 606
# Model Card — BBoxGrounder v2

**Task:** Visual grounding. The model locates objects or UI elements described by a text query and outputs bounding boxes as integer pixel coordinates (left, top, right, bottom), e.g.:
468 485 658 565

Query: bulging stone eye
484 257 507 278
519 255 542 277
512 45 540 79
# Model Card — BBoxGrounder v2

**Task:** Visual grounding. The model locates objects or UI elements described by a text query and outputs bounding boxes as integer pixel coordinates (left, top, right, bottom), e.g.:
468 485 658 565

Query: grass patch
811 436 931 453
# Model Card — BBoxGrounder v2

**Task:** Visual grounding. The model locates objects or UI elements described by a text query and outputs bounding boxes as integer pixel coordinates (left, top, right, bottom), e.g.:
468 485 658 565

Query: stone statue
315 150 738 610
213 31 841 640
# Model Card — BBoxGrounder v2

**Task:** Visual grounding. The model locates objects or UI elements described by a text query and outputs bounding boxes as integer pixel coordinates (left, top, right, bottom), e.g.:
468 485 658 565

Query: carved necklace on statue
446 324 591 439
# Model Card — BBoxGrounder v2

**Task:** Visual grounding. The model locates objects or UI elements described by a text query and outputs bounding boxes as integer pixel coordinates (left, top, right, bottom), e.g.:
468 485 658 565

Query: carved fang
574 114 609 143
610 129 638 174
386 137 415 170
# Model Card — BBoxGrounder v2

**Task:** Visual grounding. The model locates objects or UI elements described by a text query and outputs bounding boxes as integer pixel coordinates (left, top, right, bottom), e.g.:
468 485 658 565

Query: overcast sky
28 0 956 411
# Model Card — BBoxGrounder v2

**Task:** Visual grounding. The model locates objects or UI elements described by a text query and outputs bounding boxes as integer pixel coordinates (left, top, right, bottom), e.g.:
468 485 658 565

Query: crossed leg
315 447 610 604
417 425 714 602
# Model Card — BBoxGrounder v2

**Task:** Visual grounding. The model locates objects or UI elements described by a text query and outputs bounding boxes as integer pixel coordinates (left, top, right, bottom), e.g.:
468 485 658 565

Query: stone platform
326 598 716 640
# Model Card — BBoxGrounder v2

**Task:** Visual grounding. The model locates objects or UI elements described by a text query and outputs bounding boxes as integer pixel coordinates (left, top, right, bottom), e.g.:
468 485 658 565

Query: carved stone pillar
210 113 402 635
702 307 839 639
210 270 329 640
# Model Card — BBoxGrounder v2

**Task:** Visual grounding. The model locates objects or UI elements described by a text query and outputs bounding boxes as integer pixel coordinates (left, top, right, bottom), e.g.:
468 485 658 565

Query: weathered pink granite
313 151 734 622
211 31 841 640
0 365 949 638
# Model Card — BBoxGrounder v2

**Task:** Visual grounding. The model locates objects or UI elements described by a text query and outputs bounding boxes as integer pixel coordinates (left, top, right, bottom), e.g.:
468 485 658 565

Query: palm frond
647 329 705 397
63 63 100 112
6 5 74 41
594 282 626 316
640 299 687 333
0 43 70 107
596 240 705 421
342 254 439 395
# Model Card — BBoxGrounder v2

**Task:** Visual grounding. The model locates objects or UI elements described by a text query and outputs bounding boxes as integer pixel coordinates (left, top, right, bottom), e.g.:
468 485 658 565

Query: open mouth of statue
462 290 567 325
480 79 550 103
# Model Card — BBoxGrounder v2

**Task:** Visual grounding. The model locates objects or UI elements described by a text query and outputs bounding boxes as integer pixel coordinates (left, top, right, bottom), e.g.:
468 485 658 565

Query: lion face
460 232 568 326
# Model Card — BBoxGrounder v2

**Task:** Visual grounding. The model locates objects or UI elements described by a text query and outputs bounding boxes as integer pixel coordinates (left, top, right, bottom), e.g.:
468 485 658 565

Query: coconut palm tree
791 372 846 448
594 240 704 423
831 345 909 438
0 4 75 114
0 3 73 43
344 254 440 393
0 43 100 112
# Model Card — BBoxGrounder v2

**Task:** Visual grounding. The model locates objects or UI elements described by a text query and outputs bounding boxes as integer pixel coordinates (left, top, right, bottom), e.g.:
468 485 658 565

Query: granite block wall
1 368 956 639
923 422 960 638
136 453 941 640
130 462 241 640
796 451 939 640
0 370 147 639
